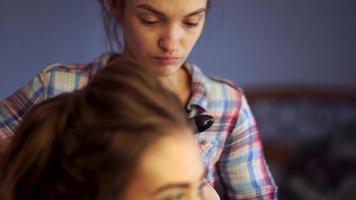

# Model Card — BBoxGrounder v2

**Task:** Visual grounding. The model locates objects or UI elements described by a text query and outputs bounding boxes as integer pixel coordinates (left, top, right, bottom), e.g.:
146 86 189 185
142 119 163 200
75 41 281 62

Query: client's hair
0 61 190 200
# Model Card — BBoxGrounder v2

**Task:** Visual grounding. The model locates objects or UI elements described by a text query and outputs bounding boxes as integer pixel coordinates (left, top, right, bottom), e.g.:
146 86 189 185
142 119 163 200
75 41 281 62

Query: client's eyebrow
153 183 190 195
136 4 206 18
151 168 208 195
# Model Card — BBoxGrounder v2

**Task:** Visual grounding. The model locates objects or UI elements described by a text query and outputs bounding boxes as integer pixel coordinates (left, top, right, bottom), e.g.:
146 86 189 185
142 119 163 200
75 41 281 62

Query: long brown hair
0 61 190 200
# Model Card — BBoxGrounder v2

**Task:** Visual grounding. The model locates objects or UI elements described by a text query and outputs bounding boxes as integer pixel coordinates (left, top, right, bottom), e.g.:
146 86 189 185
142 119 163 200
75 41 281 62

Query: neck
109 55 192 105
158 67 191 105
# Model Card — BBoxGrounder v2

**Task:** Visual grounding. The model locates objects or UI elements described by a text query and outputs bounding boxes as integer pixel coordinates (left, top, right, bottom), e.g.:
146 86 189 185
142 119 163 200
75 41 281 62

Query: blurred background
1 0 356 199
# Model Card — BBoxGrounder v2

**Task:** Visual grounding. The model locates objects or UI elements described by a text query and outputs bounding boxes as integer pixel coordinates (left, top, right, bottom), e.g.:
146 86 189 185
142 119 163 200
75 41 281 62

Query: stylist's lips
154 56 182 65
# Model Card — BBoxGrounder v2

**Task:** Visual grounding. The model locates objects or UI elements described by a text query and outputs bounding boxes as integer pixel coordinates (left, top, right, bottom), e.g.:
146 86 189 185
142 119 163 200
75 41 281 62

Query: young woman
1 61 219 200
0 0 277 199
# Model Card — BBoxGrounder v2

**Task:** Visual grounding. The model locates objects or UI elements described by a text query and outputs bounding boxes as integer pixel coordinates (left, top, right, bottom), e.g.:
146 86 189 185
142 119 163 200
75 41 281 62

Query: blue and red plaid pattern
0 53 277 199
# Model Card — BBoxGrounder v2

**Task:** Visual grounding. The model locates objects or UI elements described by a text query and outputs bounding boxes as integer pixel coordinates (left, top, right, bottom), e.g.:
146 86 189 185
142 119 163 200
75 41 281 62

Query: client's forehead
130 128 204 193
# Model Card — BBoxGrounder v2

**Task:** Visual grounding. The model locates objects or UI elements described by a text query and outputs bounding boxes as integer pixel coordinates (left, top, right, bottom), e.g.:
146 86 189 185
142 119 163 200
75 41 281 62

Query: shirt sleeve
0 70 49 139
217 94 278 200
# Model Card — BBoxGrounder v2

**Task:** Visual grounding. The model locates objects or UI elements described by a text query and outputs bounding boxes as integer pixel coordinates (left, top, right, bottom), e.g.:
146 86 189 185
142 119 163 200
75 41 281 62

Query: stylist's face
125 128 207 200
120 0 207 77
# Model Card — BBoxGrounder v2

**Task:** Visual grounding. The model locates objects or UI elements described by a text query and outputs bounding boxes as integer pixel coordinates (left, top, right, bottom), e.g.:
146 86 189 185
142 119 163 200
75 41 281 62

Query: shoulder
41 52 114 75
209 75 243 97
190 64 244 101
37 53 115 96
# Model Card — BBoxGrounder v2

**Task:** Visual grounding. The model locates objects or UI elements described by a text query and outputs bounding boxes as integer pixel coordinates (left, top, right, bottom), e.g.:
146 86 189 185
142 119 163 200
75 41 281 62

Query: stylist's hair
0 61 190 200
97 0 125 50
97 0 211 50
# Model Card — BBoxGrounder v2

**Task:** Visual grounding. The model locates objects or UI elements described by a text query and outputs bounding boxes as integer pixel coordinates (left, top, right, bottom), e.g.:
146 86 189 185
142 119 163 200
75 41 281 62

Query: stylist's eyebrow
152 168 208 195
136 4 206 18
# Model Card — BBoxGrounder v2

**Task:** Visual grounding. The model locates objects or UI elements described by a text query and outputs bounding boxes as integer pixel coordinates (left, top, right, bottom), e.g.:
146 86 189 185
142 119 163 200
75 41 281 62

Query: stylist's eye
183 16 202 28
139 15 160 26
141 19 159 25
184 21 200 27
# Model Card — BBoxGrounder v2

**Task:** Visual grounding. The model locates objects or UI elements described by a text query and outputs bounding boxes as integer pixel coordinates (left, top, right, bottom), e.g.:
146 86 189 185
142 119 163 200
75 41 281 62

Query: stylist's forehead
127 0 208 17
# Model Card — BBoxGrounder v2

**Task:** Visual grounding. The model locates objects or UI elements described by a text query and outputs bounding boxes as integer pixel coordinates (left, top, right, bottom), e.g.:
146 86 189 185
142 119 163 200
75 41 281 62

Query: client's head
1 61 206 200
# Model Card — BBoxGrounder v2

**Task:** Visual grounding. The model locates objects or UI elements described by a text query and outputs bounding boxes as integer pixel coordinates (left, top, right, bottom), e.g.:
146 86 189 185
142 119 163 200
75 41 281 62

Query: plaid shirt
0 53 277 199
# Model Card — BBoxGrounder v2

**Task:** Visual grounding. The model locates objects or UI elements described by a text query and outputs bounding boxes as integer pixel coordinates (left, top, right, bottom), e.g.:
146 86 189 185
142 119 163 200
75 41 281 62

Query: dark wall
1 0 356 99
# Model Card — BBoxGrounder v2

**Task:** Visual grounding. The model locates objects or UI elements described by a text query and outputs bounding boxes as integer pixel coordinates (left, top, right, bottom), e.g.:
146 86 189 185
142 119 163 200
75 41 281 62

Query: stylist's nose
158 25 182 54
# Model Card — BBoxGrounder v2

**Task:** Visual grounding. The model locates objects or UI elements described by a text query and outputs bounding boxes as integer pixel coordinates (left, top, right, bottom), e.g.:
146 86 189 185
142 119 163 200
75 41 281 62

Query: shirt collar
184 63 209 114
94 52 119 69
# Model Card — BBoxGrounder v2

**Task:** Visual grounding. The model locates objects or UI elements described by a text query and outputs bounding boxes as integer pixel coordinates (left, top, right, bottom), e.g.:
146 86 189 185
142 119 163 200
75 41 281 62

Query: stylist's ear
108 0 123 20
